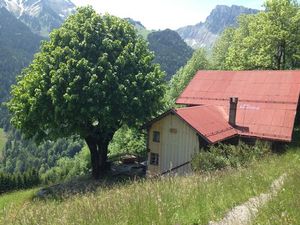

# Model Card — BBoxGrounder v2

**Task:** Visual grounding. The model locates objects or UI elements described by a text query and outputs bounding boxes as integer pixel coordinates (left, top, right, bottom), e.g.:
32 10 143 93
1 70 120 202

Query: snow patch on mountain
0 0 76 36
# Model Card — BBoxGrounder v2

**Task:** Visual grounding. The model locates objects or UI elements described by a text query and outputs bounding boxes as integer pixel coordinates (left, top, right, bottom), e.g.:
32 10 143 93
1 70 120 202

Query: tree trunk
85 135 111 179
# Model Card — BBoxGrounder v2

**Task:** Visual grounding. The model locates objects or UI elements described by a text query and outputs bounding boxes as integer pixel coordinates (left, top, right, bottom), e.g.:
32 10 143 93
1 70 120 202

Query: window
150 153 159 165
153 131 160 142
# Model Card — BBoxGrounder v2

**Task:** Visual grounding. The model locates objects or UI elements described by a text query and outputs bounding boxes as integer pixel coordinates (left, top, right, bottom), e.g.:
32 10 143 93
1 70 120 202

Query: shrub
41 146 90 185
192 141 271 172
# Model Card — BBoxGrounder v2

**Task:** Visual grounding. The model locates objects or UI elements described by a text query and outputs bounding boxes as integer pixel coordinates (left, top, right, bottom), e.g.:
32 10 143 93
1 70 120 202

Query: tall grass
1 151 298 225
253 150 300 225
0 188 37 216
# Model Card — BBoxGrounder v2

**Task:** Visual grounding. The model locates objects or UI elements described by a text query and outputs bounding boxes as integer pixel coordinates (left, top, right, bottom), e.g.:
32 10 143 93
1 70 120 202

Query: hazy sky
71 0 264 30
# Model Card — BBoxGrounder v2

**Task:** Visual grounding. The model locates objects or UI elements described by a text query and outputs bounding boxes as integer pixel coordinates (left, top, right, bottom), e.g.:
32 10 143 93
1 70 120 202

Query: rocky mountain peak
0 0 76 36
177 5 259 49
205 5 259 34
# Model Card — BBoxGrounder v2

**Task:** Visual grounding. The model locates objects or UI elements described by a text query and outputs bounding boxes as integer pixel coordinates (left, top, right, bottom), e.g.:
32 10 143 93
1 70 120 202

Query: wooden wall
147 114 199 176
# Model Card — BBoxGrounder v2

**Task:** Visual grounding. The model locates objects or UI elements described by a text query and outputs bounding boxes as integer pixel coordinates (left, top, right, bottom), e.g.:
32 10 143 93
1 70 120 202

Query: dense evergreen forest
148 29 194 80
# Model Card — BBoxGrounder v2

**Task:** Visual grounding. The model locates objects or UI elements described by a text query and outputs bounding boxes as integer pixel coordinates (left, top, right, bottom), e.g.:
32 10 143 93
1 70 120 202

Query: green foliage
0 129 6 156
7 6 165 177
41 146 90 184
212 0 300 70
165 48 209 107
0 169 40 194
1 129 84 174
211 28 235 70
148 29 194 80
109 126 146 157
8 6 165 142
192 141 271 172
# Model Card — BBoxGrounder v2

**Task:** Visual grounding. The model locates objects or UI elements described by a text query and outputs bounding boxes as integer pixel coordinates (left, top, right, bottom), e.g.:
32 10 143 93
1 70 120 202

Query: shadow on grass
290 127 300 148
271 127 300 155
35 173 145 201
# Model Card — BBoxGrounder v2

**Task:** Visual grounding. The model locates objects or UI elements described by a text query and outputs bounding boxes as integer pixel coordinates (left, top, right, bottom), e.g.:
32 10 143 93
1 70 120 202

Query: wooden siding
147 114 199 176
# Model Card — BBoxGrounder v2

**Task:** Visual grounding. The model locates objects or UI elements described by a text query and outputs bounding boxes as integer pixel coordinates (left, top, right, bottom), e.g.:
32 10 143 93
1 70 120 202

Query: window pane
153 131 160 142
150 153 159 165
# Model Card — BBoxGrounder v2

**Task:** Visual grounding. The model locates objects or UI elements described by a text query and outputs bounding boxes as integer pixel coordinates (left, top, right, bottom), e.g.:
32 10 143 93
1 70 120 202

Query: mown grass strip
1 150 299 225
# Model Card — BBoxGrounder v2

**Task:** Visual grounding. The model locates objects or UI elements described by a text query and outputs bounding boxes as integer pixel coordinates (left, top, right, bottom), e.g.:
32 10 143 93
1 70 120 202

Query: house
146 70 300 176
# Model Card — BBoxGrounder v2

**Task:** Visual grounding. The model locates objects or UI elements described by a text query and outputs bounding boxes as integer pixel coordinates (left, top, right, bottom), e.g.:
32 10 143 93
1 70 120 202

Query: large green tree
8 7 165 179
212 0 300 70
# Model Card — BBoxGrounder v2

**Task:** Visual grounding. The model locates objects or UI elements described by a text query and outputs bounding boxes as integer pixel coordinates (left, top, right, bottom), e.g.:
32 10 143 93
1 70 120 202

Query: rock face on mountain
148 29 194 80
177 5 259 49
0 0 75 37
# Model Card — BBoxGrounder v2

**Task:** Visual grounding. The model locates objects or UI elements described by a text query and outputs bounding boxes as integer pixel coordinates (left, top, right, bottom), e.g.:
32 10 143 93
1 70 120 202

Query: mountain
148 29 194 80
0 0 76 37
0 7 43 105
177 5 259 49
125 18 152 39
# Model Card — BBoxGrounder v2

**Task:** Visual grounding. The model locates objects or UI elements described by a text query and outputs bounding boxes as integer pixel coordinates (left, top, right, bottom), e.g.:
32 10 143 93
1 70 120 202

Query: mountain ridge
0 0 76 37
177 5 259 49
0 7 43 104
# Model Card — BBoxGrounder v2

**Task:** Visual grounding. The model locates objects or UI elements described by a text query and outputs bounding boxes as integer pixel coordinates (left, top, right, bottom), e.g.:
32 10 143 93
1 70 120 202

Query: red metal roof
176 70 300 142
174 106 237 143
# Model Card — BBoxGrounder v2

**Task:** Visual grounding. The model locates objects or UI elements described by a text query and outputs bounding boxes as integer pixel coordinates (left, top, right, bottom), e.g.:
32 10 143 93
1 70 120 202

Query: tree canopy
8 7 165 178
212 0 300 70
164 48 209 107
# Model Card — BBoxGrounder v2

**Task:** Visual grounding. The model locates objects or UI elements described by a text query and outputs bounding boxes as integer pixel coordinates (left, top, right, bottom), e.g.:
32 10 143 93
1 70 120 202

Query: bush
192 141 271 172
108 125 147 157
41 146 90 185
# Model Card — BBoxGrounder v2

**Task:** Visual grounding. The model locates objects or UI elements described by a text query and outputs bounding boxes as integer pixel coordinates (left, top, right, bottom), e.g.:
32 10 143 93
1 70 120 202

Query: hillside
177 5 259 49
0 7 43 104
148 29 194 80
125 18 152 39
126 19 194 80
1 149 299 224
0 0 76 37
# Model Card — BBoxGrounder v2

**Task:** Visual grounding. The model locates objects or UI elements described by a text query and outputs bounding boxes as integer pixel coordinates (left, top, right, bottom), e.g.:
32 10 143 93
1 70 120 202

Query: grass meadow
253 148 300 225
0 149 299 225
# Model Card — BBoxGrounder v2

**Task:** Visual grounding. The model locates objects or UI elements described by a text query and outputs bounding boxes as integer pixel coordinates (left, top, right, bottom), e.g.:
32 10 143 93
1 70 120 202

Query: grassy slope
0 189 37 216
253 150 300 225
0 128 7 156
1 150 299 225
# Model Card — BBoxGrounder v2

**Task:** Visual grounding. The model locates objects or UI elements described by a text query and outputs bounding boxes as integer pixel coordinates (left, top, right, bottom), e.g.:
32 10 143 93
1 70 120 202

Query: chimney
229 97 238 126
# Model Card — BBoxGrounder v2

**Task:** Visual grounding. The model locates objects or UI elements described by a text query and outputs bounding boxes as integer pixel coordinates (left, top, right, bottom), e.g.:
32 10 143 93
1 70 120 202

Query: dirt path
208 173 287 225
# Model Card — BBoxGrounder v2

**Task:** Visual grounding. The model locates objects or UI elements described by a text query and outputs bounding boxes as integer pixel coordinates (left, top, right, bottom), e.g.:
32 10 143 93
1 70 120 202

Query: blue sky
71 0 264 30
